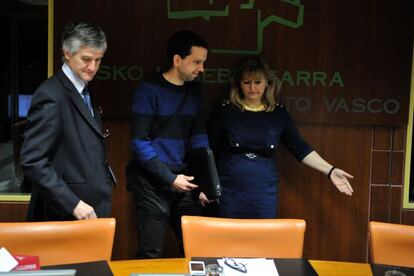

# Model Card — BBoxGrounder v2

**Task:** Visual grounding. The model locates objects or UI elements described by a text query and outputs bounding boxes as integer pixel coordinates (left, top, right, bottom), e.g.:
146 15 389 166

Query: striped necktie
81 86 94 116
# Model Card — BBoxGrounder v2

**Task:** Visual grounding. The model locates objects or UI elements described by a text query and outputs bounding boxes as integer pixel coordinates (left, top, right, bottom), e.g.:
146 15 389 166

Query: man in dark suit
20 20 114 221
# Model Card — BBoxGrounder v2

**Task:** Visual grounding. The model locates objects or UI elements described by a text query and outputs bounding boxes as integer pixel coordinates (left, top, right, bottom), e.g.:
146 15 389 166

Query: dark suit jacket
20 68 112 221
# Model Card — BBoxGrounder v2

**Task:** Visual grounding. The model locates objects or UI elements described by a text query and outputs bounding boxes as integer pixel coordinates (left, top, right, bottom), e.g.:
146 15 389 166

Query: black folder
186 147 222 199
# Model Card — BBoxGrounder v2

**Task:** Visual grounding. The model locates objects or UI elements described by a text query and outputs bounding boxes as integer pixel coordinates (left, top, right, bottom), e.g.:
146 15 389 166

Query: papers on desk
217 258 279 276
0 247 18 272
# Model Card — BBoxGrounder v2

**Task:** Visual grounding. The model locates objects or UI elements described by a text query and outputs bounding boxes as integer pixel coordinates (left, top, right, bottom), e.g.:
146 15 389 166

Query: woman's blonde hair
229 56 280 112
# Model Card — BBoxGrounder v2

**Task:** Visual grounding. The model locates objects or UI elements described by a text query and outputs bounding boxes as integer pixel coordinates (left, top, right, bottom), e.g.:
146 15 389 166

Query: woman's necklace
243 102 265 112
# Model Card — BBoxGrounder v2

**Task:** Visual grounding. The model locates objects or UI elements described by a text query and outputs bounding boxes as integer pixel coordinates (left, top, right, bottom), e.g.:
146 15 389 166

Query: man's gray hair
61 20 107 61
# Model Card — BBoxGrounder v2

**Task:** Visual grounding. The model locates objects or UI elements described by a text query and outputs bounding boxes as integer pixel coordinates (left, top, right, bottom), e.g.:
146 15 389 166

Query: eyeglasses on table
224 257 247 273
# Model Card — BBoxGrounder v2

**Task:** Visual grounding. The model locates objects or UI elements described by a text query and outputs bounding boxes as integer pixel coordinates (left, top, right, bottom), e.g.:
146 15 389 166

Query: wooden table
309 260 372 275
109 258 373 276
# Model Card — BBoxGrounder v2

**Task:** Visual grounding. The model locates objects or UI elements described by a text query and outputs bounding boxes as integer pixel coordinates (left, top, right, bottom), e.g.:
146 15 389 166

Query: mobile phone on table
189 261 206 275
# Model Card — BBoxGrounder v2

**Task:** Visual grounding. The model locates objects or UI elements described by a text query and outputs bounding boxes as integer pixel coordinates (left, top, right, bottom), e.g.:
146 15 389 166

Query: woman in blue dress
208 57 353 219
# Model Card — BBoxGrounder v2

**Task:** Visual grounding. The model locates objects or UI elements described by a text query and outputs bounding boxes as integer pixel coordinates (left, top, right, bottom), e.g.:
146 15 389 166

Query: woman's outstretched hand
330 168 354 196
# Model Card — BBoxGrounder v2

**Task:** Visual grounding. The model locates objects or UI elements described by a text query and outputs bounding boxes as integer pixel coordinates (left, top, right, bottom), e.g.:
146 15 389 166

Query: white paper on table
217 258 279 276
0 247 18 272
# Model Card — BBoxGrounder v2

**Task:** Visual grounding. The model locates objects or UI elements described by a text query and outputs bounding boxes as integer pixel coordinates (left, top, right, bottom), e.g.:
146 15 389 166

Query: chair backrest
181 216 306 258
369 221 414 268
0 218 116 266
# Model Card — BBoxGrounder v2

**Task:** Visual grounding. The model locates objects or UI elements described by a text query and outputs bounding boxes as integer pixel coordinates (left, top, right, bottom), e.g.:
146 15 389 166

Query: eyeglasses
224 258 247 273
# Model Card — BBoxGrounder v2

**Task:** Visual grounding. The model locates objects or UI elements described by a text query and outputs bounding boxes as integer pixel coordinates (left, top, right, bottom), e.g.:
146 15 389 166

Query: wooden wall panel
393 126 405 150
370 186 390 222
373 127 392 150
104 119 136 260
390 187 402 223
278 124 371 262
53 0 413 125
391 152 404 186
0 202 28 222
369 127 408 226
402 210 414 224
371 152 390 184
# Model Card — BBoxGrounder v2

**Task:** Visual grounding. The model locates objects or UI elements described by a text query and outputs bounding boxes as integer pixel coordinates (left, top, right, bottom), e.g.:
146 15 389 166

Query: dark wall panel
390 186 402 223
402 210 414 224
53 0 413 125
372 152 391 184
0 202 28 222
278 124 371 262
104 119 136 259
371 185 391 222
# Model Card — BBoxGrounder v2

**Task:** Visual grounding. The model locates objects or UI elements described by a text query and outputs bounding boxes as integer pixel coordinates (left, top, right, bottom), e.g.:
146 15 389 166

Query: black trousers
131 171 201 259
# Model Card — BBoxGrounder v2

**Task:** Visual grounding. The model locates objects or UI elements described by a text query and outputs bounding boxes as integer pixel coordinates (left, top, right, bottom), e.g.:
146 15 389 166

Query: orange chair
0 218 116 266
369 221 414 268
181 215 306 258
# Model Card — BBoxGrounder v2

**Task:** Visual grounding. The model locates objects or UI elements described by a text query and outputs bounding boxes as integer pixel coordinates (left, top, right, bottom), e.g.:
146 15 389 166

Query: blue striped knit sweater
131 73 209 187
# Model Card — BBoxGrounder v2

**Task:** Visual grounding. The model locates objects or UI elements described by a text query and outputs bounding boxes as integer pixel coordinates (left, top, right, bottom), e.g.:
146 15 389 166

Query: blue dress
208 101 313 218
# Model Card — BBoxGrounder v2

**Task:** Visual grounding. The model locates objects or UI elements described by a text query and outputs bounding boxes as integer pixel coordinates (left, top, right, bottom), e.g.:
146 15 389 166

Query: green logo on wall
167 0 304 55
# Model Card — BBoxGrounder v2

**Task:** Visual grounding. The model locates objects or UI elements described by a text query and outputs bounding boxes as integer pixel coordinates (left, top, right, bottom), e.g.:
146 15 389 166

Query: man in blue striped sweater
131 30 210 258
